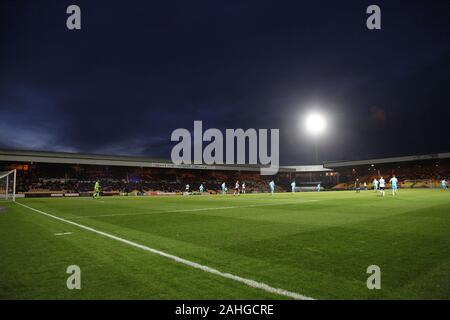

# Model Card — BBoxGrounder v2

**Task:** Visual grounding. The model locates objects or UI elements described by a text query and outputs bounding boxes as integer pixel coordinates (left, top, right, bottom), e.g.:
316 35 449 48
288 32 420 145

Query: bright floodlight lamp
302 112 327 164
305 113 327 136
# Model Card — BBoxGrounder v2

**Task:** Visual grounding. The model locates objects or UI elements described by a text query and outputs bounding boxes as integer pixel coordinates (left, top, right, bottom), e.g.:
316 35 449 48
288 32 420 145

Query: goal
0 170 17 201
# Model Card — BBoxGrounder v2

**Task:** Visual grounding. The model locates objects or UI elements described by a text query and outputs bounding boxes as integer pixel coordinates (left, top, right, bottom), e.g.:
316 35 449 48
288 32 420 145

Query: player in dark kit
355 179 361 193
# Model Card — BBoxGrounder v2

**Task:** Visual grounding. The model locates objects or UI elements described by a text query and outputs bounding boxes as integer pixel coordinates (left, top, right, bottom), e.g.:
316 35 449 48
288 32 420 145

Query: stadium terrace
1 149 449 198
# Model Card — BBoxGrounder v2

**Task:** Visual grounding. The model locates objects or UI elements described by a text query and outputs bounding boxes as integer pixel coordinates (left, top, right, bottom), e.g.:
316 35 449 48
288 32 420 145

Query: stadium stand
324 153 450 190
1 149 449 197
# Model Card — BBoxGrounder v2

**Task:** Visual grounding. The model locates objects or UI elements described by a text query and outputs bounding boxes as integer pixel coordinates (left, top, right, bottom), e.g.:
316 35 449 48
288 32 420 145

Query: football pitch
0 189 449 300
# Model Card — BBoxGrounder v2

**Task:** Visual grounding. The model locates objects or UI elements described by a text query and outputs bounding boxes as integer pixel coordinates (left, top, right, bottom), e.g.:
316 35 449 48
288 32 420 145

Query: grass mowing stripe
78 199 319 218
15 201 314 300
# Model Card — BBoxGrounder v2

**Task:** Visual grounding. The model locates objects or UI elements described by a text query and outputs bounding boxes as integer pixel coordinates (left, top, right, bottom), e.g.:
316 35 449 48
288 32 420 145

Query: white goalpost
0 169 17 202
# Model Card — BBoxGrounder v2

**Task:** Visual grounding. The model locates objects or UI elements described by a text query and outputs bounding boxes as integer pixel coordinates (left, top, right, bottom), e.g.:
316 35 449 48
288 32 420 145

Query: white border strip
15 201 314 300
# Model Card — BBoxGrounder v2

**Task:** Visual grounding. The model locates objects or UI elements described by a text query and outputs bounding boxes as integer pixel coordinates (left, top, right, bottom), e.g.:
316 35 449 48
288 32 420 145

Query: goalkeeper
93 180 101 198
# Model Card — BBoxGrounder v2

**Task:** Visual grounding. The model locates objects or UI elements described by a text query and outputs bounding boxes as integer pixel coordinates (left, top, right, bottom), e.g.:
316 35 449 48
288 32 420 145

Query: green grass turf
0 189 449 299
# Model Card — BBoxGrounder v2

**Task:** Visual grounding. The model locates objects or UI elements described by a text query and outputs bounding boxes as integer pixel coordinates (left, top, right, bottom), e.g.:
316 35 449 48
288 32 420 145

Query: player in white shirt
379 177 386 197
234 180 240 196
241 182 246 194
185 184 190 193
269 180 275 195
291 181 296 193
389 175 398 196
221 182 226 195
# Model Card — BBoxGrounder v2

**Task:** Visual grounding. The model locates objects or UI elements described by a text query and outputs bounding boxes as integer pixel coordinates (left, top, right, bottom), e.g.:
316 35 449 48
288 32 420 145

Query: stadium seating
1 157 449 195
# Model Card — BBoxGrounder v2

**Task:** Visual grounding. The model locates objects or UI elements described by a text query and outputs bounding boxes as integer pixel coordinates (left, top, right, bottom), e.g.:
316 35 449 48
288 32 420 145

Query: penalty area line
82 199 319 218
54 232 72 236
15 201 314 300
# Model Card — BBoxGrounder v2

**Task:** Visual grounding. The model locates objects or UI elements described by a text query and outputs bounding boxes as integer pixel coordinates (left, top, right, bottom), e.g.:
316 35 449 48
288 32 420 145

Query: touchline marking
81 200 319 218
16 201 314 300
54 232 72 236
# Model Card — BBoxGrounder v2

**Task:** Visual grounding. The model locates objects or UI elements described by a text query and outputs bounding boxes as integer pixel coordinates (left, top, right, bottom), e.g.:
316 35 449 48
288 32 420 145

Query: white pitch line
15 201 314 300
81 200 319 218
54 232 72 236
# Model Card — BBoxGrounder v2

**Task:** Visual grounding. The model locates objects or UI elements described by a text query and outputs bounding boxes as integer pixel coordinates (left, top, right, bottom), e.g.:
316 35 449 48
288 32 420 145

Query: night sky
1 0 450 165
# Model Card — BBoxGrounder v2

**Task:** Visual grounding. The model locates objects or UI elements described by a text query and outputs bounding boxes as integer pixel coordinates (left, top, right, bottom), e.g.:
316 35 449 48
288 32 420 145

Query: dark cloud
370 107 386 123
1 0 450 164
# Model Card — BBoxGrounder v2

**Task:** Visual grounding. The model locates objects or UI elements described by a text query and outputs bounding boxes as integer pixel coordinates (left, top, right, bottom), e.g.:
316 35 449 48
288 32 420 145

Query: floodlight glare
305 113 326 135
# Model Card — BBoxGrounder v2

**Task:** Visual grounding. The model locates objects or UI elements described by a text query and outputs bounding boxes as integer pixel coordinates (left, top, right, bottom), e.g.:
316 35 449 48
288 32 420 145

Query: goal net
0 170 16 201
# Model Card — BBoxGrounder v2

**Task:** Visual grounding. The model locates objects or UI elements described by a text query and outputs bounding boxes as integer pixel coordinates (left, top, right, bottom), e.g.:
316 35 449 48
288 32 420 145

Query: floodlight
305 113 326 135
